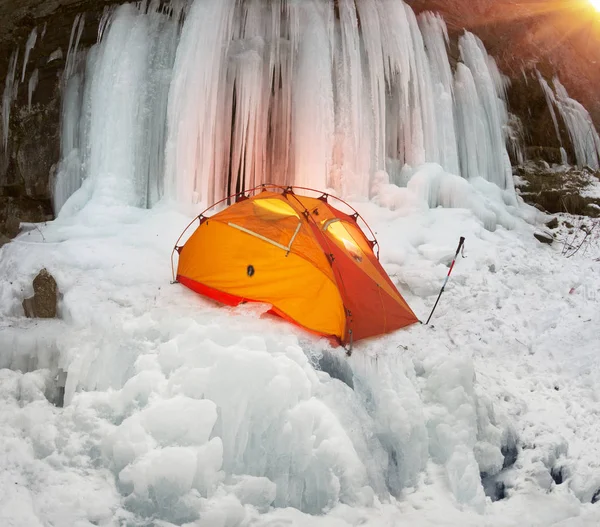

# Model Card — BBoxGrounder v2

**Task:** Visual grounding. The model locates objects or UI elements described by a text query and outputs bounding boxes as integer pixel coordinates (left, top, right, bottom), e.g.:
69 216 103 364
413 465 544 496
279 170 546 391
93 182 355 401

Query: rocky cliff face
0 0 122 238
1 0 599 238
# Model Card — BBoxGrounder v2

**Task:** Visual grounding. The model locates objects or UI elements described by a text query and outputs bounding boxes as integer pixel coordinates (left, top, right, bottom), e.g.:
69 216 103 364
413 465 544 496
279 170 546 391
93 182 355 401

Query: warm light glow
324 220 364 262
253 198 299 219
590 0 600 12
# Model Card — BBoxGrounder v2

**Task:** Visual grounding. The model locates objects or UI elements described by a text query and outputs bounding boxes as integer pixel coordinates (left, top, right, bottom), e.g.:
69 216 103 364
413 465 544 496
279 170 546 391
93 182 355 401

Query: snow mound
1 197 599 525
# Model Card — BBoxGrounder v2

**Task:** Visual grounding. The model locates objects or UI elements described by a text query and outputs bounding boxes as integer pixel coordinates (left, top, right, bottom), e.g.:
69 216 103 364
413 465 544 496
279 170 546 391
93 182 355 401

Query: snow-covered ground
1 187 599 526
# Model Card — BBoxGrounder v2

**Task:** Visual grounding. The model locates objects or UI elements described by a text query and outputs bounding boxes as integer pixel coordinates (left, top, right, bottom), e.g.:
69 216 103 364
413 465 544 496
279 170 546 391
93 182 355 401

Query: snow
2 49 18 151
2 183 600 525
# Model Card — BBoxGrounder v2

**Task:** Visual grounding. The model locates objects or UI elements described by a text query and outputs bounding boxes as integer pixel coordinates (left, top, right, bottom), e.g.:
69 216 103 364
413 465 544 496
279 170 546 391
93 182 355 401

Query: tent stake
425 237 465 325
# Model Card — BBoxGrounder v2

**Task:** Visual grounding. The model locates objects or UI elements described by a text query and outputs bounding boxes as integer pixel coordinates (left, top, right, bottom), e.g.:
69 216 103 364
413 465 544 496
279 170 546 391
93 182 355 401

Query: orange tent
173 186 418 346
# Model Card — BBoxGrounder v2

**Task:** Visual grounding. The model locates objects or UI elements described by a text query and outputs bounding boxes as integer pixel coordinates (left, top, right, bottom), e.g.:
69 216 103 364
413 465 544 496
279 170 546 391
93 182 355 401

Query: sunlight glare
590 0 600 12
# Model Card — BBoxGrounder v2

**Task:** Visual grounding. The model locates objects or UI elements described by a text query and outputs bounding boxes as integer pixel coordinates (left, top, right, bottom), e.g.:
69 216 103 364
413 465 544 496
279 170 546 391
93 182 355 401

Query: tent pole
425 237 465 325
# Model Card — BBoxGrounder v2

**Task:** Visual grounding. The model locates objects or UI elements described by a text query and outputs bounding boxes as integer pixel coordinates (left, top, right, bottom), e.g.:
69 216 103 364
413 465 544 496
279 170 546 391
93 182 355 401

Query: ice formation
64 14 85 81
28 69 39 109
48 48 63 63
2 50 18 151
21 27 38 83
455 33 514 195
47 0 522 218
537 71 600 169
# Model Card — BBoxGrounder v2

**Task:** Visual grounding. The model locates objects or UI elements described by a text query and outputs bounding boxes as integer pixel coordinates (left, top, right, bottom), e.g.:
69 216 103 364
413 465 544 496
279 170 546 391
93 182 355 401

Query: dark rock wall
0 0 122 237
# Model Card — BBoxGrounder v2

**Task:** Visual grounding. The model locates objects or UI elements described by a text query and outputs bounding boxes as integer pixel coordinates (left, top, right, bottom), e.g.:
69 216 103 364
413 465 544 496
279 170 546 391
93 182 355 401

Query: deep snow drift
1 183 600 526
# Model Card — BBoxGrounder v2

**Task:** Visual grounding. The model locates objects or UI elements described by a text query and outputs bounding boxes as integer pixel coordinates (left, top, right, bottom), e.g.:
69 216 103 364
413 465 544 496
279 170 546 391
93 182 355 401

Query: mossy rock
515 165 600 217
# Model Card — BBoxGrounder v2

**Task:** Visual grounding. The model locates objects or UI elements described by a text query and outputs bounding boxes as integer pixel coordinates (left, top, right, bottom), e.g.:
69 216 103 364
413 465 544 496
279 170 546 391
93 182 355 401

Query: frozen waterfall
537 71 600 169
50 0 518 215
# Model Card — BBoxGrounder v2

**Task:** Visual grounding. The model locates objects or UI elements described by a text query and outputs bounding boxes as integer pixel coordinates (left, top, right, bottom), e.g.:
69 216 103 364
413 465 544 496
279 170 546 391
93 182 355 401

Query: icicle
290 0 335 191
454 63 487 183
164 0 238 205
2 50 18 151
331 0 371 198
353 0 388 173
65 15 85 82
553 78 600 169
54 68 84 215
28 69 39 109
535 71 600 168
98 7 114 41
53 0 524 215
506 114 525 166
404 5 439 166
536 70 562 148
48 48 63 63
456 32 513 192
21 27 38 83
134 1 183 207
419 12 459 176
221 0 269 194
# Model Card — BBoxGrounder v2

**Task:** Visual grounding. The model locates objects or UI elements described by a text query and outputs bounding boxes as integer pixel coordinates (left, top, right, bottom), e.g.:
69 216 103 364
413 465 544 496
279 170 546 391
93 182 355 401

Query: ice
64 14 85 81
164 0 236 205
419 13 460 177
455 33 514 194
537 71 564 151
553 79 600 169
536 72 600 169
52 0 524 216
27 69 38 109
21 27 38 83
291 0 335 191
372 164 517 231
53 14 88 214
48 48 63 63
2 49 18 151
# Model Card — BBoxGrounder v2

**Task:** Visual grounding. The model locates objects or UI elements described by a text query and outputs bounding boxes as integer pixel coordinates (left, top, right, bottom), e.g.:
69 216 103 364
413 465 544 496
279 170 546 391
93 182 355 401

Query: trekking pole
425 236 465 325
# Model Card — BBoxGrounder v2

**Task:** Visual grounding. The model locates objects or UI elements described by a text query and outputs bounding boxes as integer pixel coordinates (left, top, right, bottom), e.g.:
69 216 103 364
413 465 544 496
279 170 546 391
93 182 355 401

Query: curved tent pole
170 184 382 283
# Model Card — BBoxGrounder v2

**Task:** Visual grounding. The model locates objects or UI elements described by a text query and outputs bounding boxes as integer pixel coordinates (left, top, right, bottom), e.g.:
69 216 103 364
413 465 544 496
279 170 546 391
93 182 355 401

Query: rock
545 217 559 229
0 195 52 238
515 165 600 217
534 232 554 245
22 268 58 318
4 214 20 237
0 233 9 248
